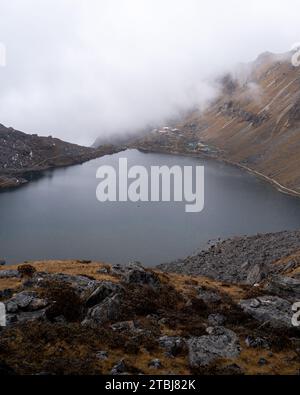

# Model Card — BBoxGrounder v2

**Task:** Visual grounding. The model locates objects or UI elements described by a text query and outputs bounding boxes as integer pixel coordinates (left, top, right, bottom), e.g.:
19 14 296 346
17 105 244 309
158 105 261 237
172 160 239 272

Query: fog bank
0 0 300 145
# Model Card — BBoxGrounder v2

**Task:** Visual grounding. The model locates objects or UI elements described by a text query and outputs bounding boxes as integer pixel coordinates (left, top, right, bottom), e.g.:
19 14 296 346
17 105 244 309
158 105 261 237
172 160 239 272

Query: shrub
41 280 85 322
17 264 36 278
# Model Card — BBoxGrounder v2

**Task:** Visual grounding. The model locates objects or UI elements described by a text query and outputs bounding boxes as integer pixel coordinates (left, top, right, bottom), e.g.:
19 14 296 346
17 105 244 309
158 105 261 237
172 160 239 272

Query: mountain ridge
0 123 122 190
127 51 300 196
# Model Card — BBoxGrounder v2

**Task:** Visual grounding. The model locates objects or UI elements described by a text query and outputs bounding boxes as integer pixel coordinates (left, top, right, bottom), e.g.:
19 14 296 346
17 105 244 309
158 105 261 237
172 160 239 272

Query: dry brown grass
0 278 21 292
235 347 299 375
0 260 118 282
1 260 299 375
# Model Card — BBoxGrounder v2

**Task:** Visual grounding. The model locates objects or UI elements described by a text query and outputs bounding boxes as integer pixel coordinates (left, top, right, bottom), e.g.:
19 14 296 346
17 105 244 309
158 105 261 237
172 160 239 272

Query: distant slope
131 51 300 195
0 124 122 189
177 51 300 193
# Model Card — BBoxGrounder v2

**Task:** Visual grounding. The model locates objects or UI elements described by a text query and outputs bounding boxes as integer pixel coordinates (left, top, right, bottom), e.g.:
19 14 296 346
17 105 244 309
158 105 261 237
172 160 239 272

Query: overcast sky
0 0 300 145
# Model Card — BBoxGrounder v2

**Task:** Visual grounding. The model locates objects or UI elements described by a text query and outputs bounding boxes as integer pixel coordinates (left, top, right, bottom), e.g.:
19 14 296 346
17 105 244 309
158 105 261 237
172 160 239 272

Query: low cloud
0 0 300 145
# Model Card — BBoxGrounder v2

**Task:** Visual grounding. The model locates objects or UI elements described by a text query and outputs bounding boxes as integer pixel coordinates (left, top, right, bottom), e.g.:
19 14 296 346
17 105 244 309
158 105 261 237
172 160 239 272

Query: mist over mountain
1 1 300 159
0 0 300 145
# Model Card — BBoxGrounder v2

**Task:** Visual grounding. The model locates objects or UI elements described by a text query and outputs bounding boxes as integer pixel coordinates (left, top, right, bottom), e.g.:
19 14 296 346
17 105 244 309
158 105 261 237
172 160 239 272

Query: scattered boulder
159 336 186 357
3 291 49 325
83 294 122 327
110 360 127 375
8 291 35 309
0 270 20 279
264 275 300 300
245 336 269 349
111 261 142 276
96 351 108 361
28 297 49 311
281 259 299 273
187 327 241 368
111 262 161 288
148 359 162 369
5 291 48 312
258 358 268 366
246 264 268 285
110 321 136 332
239 296 294 329
33 273 100 296
208 314 226 326
97 267 110 274
0 260 6 266
85 282 121 308
5 301 18 314
6 310 46 325
124 266 160 288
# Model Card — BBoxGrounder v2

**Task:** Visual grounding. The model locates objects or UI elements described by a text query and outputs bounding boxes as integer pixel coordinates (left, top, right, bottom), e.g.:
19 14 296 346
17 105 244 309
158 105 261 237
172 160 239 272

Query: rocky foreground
0 123 122 190
0 232 300 376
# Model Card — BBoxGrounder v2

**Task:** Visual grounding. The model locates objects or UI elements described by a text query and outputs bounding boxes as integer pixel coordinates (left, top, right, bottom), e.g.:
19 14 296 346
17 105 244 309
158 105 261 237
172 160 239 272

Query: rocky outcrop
83 294 122 327
239 296 294 329
246 264 269 286
85 282 122 308
264 275 300 300
1 256 300 375
0 270 20 279
188 327 241 368
4 291 48 325
159 231 300 283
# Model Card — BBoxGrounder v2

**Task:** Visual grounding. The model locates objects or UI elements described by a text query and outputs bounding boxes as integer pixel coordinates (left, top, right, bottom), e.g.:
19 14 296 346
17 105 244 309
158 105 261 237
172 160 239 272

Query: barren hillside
0 124 122 190
131 51 300 195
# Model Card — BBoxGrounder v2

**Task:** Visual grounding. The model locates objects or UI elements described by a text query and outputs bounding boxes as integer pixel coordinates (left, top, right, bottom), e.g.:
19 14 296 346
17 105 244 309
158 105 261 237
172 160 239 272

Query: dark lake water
1 149 300 266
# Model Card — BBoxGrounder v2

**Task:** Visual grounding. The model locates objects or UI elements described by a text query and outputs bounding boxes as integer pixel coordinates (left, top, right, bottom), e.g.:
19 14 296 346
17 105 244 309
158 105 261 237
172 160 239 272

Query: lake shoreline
135 147 300 199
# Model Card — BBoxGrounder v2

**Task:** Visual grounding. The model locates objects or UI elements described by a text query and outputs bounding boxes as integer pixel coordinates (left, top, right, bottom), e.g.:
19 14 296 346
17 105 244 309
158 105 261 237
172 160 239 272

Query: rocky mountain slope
159 231 300 283
0 123 121 190
130 51 300 196
0 231 300 375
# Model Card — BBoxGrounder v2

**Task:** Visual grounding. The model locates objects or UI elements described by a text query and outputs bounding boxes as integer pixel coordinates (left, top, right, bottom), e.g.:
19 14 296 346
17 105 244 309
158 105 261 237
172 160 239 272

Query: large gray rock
0 259 6 266
111 261 160 288
187 327 241 368
83 294 122 327
30 272 100 295
246 264 268 285
10 292 35 309
85 282 121 308
110 261 143 276
5 291 48 313
264 275 300 300
239 296 294 329
124 266 160 288
0 270 20 279
6 310 46 325
245 336 269 349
